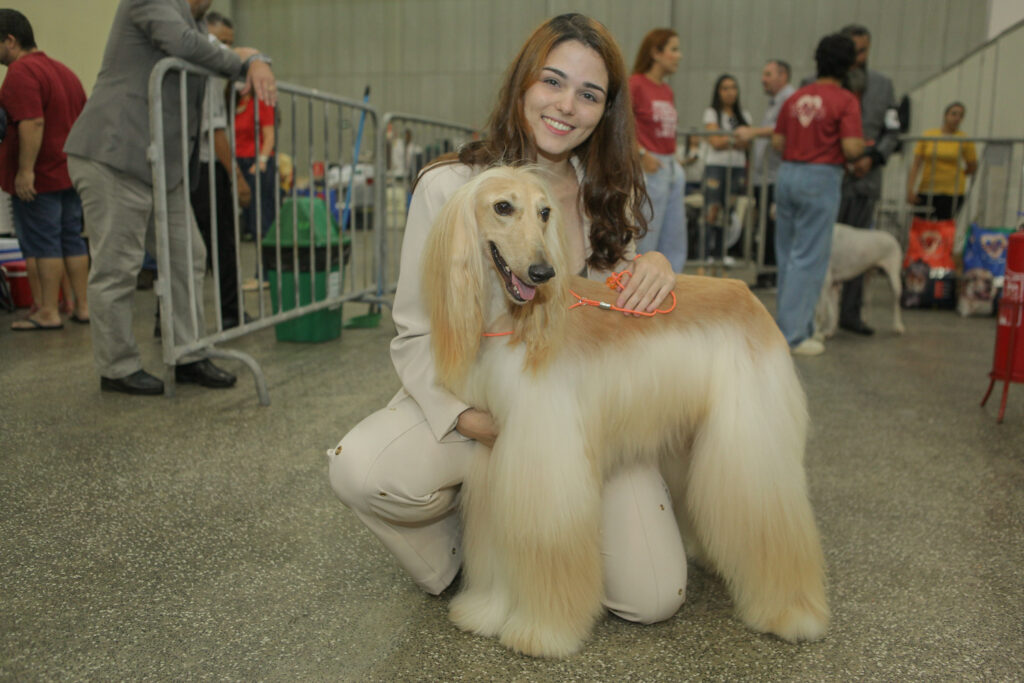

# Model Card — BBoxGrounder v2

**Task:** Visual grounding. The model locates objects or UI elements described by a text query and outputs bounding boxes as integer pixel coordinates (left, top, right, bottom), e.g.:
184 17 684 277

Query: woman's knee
606 561 687 625
326 403 471 525
327 412 399 515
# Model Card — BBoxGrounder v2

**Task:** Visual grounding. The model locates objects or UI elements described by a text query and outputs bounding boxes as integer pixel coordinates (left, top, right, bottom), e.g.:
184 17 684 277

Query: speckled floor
1 277 1022 681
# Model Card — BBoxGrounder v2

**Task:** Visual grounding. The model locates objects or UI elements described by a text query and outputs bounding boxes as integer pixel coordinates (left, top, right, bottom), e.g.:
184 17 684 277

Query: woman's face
523 40 609 166
717 78 738 107
944 106 965 131
653 35 681 75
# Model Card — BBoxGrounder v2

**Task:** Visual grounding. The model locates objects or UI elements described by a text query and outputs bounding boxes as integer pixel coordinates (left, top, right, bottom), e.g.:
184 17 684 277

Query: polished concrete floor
1 276 1022 681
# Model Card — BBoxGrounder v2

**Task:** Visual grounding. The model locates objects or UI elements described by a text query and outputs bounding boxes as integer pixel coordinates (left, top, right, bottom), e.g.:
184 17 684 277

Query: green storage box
262 195 350 343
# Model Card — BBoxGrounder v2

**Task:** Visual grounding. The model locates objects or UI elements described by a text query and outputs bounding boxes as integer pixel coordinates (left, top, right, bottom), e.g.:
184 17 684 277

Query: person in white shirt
736 59 795 286
702 74 751 260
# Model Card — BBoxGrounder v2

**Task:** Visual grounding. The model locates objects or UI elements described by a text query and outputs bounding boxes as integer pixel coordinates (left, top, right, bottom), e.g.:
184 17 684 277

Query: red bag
903 217 956 270
901 218 957 309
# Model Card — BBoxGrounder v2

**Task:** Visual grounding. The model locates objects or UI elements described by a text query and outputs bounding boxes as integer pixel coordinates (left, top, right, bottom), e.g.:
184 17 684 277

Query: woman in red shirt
629 28 687 271
234 89 276 241
771 34 864 355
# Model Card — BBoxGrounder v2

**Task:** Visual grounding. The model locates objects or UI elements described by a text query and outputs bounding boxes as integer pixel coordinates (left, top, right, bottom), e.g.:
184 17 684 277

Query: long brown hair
447 13 647 272
632 28 677 75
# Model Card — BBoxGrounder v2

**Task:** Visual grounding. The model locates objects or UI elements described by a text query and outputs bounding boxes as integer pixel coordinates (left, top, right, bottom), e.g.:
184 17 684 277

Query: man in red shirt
0 9 89 330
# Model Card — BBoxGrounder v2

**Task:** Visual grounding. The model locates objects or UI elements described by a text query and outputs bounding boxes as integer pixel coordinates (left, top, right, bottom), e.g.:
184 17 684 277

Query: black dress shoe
175 359 237 388
101 369 165 395
839 320 875 336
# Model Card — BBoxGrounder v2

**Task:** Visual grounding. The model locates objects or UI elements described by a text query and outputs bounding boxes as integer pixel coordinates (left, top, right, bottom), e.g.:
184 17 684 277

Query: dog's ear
423 180 485 389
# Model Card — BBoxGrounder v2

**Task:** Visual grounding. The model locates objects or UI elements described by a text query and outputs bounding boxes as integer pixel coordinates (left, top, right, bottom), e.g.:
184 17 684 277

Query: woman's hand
641 151 662 174
615 251 676 316
456 408 498 448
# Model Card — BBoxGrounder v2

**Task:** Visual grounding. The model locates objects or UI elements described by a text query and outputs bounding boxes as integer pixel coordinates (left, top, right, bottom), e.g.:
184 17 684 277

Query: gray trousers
68 156 206 378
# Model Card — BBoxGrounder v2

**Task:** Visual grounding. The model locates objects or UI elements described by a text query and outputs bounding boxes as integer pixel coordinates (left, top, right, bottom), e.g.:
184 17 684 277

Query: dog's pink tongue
511 272 536 301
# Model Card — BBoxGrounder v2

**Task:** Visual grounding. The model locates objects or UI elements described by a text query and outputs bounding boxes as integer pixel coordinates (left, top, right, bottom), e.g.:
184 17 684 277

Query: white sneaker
791 338 825 356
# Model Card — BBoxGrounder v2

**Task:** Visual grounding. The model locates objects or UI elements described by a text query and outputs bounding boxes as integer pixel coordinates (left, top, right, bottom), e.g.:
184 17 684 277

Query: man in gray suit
65 0 276 395
836 24 900 336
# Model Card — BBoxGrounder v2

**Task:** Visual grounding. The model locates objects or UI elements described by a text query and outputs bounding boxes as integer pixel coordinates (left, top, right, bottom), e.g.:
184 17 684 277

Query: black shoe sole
100 378 164 395
174 374 237 389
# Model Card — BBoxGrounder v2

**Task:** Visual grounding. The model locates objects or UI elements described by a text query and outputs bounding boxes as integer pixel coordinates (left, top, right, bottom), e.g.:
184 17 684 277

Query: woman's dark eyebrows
540 66 607 95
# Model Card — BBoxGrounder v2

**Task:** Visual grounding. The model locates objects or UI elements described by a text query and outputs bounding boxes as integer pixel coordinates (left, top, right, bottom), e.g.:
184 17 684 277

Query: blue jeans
11 189 88 259
637 153 687 271
774 162 843 347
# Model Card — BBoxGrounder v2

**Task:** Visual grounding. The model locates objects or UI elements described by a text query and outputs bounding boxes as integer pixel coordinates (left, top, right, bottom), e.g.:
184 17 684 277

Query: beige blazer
388 161 636 442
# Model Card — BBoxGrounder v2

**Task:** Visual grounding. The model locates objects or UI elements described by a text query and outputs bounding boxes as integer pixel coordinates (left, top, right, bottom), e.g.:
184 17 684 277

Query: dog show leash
483 269 677 338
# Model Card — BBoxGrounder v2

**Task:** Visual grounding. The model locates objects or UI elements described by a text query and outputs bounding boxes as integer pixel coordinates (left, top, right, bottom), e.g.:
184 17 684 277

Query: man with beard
834 24 899 336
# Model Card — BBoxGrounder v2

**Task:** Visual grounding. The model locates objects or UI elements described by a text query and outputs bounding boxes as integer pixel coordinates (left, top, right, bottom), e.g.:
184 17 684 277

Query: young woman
905 102 978 220
630 28 687 271
234 88 276 241
702 74 752 259
327 13 685 625
771 34 864 355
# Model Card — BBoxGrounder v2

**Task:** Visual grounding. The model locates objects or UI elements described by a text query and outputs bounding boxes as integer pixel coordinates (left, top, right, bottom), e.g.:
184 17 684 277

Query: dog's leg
685 340 829 642
449 443 511 638
491 398 604 658
881 251 905 335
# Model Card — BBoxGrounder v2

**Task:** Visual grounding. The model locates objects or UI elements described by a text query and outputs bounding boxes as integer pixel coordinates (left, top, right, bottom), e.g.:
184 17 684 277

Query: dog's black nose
528 264 555 284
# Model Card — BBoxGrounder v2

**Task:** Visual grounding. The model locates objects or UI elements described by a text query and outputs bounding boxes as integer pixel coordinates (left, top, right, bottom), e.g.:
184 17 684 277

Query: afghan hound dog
422 166 828 658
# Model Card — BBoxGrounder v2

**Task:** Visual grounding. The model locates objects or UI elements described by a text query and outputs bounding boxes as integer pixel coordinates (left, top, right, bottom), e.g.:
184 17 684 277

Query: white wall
1 0 120 94
228 0 990 131
987 0 1024 39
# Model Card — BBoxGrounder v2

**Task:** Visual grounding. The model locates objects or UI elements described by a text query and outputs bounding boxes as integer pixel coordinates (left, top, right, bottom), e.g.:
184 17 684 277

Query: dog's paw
498 612 588 659
893 323 906 335
449 589 509 638
745 597 829 643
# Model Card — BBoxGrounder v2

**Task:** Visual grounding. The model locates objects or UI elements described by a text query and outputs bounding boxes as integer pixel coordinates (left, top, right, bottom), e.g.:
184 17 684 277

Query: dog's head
423 166 570 387
473 170 561 306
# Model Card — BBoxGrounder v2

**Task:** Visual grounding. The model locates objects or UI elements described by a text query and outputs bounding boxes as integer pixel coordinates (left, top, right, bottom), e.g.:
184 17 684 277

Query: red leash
482 269 676 338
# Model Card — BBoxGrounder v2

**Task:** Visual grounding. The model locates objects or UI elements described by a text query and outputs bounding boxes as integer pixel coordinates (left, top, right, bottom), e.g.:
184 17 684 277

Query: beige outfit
328 163 687 623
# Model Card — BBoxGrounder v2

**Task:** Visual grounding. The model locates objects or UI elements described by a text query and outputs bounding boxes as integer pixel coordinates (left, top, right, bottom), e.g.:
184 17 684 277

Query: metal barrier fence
373 112 477 302
878 135 1024 250
674 129 774 278
149 57 380 405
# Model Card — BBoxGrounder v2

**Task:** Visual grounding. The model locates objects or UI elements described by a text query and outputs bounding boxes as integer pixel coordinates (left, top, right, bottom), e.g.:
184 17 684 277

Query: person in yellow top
906 102 977 220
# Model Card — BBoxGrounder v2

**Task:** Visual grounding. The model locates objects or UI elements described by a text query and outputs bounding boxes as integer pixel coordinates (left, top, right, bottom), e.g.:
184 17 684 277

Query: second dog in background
816 223 905 338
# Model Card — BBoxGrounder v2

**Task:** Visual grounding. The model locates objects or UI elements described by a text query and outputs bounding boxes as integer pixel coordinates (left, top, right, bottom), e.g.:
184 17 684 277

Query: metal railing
372 112 477 304
878 135 1024 251
675 128 775 278
148 57 380 405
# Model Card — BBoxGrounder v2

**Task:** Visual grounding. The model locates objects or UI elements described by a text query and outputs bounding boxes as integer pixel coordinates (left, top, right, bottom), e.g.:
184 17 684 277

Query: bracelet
259 154 270 163
241 53 272 77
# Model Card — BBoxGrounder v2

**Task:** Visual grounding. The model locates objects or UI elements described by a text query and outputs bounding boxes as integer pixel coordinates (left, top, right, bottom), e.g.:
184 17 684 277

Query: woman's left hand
615 251 676 316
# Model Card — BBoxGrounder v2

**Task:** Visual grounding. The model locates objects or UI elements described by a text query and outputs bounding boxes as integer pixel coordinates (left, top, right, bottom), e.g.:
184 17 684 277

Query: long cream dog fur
422 166 828 658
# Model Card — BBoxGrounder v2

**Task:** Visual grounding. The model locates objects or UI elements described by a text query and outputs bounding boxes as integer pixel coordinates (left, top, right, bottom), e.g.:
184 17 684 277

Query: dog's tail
684 329 829 642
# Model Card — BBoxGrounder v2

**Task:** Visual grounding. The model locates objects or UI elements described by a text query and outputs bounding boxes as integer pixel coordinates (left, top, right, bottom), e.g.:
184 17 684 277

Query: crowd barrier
674 129 774 278
374 112 477 303
878 136 1024 249
149 57 380 405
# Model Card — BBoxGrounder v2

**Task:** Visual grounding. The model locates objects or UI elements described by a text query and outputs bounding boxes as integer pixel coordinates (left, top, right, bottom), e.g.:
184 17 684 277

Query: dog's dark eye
493 201 514 216
539 207 551 223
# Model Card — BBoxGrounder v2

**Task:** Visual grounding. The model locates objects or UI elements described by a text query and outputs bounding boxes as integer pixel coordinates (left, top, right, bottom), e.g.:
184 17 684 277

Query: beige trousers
328 393 688 624
68 156 206 378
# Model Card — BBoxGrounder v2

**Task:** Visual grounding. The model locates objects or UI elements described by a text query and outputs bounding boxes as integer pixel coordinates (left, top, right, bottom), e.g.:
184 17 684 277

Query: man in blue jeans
0 9 90 330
